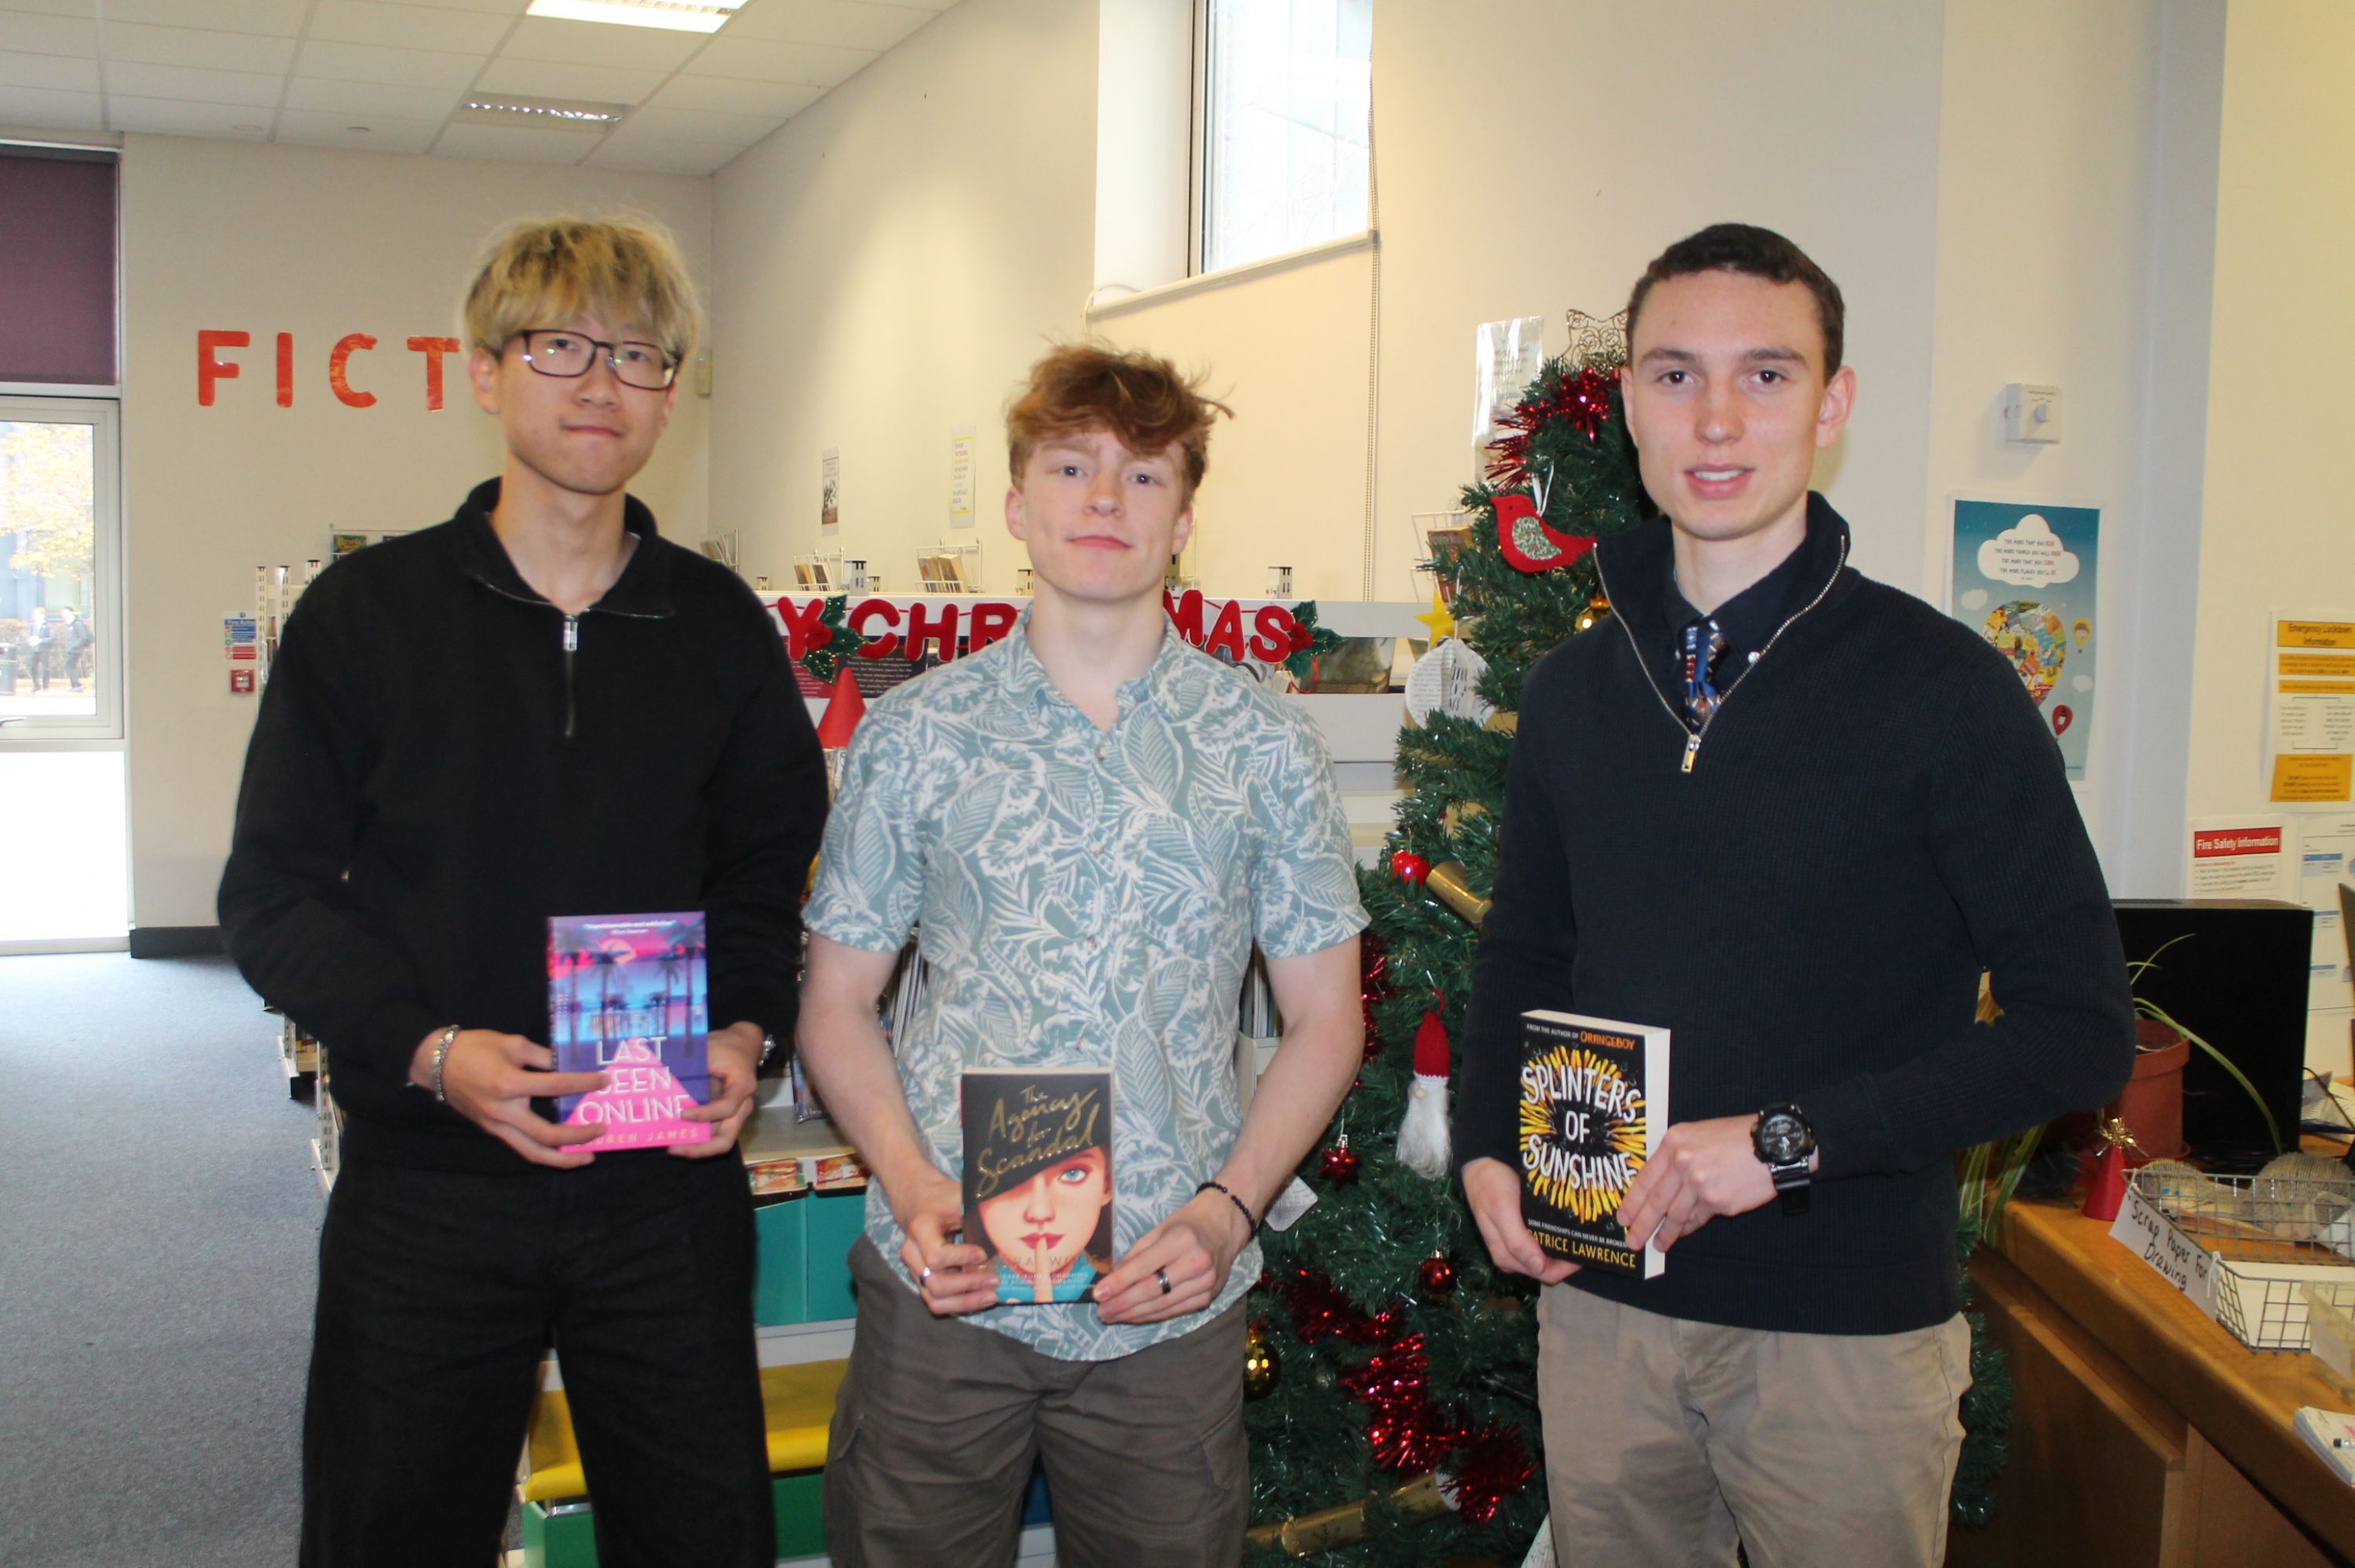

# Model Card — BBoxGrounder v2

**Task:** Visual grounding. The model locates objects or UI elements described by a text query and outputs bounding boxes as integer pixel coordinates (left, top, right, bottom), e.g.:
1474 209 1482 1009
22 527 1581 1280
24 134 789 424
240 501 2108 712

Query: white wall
711 0 1097 597
1092 244 1373 602
1922 0 2181 886
120 134 712 930
2189 0 2355 1069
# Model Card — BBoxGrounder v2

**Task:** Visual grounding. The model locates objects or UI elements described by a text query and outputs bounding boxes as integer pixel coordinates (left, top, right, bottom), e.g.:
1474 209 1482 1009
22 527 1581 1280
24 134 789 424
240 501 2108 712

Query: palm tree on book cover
549 923 594 1048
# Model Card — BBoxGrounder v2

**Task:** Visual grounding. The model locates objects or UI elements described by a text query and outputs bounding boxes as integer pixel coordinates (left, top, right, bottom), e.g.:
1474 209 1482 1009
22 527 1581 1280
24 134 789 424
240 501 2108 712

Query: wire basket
2130 1164 2355 1352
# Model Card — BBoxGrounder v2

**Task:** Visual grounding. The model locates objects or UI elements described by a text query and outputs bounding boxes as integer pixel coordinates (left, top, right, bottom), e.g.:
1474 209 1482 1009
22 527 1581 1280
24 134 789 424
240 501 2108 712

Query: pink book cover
547 912 711 1153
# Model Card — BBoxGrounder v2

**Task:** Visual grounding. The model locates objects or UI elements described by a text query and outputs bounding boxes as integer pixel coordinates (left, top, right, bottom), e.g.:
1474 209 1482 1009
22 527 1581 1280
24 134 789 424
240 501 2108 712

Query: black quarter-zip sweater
220 480 828 1175
1456 495 2134 1335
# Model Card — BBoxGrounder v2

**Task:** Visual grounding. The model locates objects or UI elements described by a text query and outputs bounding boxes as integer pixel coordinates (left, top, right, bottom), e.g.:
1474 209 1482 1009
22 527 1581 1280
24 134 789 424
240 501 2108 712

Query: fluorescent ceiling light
456 94 634 128
526 0 741 31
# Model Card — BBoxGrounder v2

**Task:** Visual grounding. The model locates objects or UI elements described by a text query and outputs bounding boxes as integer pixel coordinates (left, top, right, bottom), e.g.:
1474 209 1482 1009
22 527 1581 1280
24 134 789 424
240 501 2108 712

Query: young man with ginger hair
799 342 1367 1566
220 216 825 1566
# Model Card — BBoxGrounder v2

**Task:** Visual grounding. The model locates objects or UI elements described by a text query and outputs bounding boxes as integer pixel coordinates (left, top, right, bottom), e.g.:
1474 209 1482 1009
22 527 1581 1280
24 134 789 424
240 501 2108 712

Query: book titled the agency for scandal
547 912 712 1153
960 1069 1114 1305
1520 1010 1672 1278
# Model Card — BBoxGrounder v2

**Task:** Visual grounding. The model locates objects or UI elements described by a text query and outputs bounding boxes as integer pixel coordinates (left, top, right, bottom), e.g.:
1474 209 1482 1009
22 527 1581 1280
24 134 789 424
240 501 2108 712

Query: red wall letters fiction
197 330 465 410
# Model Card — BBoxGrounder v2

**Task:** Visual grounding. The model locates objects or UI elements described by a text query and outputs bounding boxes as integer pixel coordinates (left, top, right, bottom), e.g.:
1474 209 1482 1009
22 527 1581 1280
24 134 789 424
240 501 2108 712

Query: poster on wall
821 448 840 535
2296 813 2355 1008
1948 499 2099 781
2184 815 2292 900
2265 612 2355 808
1472 316 1546 458
949 426 977 529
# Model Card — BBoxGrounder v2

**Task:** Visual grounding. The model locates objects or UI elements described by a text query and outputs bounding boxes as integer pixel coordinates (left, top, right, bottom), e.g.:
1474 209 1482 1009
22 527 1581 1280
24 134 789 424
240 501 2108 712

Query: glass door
1 396 126 947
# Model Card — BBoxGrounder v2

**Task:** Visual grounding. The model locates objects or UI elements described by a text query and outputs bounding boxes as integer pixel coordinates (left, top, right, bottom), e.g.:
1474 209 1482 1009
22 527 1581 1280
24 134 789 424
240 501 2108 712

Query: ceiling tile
0 81 101 127
433 118 601 163
104 60 284 106
361 0 528 13
646 71 817 118
101 21 299 72
308 0 515 54
584 131 734 176
106 94 272 135
687 33 871 88
101 0 306 35
474 54 662 104
721 0 929 53
499 16 700 71
0 46 93 90
283 73 460 119
276 106 444 153
621 103 776 145
294 38 486 90
0 10 97 55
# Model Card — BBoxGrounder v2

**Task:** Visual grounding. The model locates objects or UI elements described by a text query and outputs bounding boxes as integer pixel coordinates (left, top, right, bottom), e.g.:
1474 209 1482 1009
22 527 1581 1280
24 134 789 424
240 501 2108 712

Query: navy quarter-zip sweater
1455 495 2134 1335
220 480 828 1175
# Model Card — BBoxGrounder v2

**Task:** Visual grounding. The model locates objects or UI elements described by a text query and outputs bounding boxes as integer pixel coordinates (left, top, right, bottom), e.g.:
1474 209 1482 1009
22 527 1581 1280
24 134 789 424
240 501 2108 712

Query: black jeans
302 1152 773 1567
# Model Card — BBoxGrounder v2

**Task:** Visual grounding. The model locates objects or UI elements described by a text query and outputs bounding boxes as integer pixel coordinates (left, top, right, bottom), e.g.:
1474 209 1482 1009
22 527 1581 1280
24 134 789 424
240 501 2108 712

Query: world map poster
1950 499 2100 781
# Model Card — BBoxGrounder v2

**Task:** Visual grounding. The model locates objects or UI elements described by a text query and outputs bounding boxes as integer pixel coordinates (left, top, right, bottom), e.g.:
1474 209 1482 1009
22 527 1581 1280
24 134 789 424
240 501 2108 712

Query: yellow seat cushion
523 1358 847 1504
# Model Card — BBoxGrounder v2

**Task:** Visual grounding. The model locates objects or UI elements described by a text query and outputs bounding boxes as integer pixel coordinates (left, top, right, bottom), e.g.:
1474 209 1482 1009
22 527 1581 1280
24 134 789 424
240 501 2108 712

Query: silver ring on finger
920 1266 934 1284
1155 1267 1172 1296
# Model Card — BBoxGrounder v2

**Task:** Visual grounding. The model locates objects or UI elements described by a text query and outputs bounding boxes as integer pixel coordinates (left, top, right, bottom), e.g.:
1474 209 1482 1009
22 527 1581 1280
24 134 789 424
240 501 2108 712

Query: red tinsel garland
1485 364 1617 492
1446 1421 1534 1525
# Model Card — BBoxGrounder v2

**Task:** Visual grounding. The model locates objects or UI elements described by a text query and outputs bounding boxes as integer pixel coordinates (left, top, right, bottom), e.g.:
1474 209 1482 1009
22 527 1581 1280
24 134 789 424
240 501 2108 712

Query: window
2 397 120 738
1196 0 1372 276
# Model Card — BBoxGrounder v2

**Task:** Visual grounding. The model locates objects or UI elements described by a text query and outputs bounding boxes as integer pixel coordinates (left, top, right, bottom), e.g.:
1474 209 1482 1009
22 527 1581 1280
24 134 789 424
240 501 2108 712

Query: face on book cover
1006 427 1194 611
470 310 677 505
979 1149 1110 1281
1621 269 1854 553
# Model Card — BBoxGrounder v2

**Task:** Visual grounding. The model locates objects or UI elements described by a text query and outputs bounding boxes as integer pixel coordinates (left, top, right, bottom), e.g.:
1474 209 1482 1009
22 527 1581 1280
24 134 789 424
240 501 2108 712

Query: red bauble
1417 1255 1457 1296
1321 1136 1362 1185
1390 850 1432 886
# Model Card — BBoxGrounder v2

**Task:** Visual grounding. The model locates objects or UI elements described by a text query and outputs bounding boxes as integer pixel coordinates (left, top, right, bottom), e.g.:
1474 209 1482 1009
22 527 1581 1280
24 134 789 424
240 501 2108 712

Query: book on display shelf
961 1069 1114 1304
547 912 712 1153
1519 1010 1671 1279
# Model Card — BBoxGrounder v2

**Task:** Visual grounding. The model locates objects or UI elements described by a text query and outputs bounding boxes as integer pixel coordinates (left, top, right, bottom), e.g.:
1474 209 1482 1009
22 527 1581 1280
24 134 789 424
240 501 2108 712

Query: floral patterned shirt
805 612 1367 1359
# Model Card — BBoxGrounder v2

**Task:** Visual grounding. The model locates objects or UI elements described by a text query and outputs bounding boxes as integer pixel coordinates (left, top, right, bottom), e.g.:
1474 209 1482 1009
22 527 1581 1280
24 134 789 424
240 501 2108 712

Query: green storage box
751 1188 865 1326
522 1472 827 1567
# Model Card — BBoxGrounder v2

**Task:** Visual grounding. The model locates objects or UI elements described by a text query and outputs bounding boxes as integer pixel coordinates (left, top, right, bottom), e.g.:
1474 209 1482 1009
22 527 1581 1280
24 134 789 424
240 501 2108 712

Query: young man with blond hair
1456 224 2132 1566
221 216 825 1566
799 343 1368 1566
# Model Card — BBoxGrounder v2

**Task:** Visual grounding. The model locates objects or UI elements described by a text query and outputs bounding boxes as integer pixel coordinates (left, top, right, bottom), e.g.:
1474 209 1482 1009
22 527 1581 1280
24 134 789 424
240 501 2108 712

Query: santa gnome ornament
1395 1010 1453 1179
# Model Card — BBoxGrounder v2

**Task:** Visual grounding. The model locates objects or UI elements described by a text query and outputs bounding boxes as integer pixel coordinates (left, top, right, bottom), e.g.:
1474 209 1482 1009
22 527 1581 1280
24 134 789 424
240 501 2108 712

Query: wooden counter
1948 1197 2354 1567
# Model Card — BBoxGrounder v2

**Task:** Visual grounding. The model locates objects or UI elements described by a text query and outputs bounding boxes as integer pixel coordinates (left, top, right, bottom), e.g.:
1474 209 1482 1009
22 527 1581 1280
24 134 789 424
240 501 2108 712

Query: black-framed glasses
514 329 680 390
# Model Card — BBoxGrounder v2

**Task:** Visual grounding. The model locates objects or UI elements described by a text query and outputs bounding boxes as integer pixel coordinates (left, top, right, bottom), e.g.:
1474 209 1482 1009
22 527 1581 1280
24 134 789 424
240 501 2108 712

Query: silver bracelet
427 1024 460 1102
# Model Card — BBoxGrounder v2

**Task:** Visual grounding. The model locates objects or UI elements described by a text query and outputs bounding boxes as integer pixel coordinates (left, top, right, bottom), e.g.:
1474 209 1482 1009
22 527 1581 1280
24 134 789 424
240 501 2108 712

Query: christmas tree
1241 329 1648 1566
1240 319 2013 1561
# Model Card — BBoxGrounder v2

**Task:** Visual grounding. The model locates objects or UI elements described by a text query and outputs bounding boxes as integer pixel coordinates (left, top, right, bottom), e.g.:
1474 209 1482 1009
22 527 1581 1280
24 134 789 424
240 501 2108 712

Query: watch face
1756 1109 1812 1164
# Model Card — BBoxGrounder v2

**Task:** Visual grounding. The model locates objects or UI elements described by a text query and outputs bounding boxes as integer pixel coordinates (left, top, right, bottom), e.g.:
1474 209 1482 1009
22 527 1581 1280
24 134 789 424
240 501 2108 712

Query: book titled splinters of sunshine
1519 1010 1671 1278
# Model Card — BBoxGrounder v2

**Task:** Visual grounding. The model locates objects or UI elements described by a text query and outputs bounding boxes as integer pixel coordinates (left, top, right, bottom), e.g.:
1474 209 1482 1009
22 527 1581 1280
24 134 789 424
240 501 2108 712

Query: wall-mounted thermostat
2003 382 2062 444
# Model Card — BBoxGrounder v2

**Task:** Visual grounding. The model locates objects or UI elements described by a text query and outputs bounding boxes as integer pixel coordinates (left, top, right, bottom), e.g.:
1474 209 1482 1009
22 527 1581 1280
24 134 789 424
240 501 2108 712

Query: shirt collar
1662 495 1845 659
452 477 673 618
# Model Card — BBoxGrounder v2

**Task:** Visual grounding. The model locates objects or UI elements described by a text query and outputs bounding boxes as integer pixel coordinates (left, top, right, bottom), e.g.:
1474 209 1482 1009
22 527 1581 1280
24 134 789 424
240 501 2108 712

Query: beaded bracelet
427 1024 460 1103
1197 1179 1259 1236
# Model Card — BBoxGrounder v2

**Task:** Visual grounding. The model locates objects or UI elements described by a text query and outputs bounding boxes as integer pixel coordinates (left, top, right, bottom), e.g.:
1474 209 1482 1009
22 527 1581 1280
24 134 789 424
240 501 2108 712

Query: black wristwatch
1751 1103 1816 1215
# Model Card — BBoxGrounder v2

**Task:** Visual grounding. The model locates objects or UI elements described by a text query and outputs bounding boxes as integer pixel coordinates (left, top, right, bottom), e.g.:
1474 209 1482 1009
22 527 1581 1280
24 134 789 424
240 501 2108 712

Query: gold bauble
1574 594 1612 634
1243 1322 1280 1398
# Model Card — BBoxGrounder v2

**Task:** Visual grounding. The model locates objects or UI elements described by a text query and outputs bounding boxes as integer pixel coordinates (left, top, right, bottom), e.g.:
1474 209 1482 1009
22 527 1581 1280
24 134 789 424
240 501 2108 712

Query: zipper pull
562 616 579 652
1681 732 1700 773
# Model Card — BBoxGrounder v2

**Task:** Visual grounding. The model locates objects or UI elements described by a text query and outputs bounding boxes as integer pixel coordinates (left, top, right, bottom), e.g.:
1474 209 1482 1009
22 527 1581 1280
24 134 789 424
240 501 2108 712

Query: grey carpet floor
0 954 314 1568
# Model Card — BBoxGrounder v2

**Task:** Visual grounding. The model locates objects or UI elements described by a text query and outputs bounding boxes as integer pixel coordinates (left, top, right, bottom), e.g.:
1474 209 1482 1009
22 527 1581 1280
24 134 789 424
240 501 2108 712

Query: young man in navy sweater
1456 224 2133 1566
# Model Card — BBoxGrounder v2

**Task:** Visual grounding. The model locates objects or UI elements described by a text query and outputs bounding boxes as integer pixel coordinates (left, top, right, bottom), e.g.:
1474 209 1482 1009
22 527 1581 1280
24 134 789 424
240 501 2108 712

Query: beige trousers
1537 1285 1971 1568
823 1237 1249 1568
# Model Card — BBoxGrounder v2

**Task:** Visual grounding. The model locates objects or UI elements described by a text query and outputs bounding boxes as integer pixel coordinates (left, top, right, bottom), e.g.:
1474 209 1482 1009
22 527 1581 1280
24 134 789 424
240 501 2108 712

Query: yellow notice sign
2280 652 2355 678
2279 621 2355 650
2273 754 2354 804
